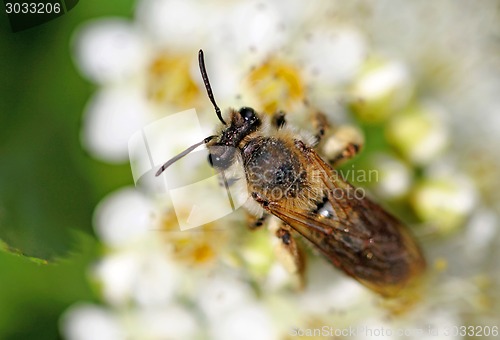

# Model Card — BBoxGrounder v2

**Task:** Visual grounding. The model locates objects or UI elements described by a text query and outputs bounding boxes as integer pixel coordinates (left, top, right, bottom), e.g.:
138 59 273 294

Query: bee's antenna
155 135 217 176
198 49 227 125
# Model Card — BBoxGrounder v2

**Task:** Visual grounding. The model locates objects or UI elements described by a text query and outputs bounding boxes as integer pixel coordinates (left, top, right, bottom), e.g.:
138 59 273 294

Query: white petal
210 304 276 340
93 251 140 305
73 19 146 84
94 246 180 306
226 2 285 57
197 274 254 321
412 175 477 233
60 303 124 340
355 62 410 99
371 154 412 199
82 87 150 163
93 187 153 247
133 305 198 339
299 259 367 314
133 249 180 306
265 263 292 291
300 28 366 84
137 0 208 49
464 209 498 259
267 0 320 26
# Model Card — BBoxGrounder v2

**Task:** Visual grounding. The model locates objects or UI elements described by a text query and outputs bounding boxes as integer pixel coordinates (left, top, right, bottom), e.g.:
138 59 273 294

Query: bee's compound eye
207 146 235 170
239 107 256 121
207 153 225 168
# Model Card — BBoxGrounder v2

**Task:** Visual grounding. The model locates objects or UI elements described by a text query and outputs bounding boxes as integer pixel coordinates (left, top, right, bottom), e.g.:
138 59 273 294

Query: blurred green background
0 2 135 338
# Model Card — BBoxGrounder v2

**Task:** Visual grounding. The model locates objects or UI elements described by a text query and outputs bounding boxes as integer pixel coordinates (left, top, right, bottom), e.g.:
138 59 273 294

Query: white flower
73 19 153 162
370 153 413 199
93 187 153 247
386 103 449 165
81 87 152 163
60 304 124 340
411 174 477 233
197 273 254 321
72 19 147 85
350 60 413 122
92 246 181 307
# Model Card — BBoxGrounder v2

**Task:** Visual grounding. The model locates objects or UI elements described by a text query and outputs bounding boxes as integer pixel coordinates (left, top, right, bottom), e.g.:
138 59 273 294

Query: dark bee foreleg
272 221 306 289
271 111 287 129
311 111 330 146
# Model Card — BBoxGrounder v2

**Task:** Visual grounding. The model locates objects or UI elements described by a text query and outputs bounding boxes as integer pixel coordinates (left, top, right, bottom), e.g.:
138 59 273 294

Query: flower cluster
62 0 500 339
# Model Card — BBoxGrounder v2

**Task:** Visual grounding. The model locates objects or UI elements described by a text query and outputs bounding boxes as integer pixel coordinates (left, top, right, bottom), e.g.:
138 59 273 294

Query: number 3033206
5 2 61 14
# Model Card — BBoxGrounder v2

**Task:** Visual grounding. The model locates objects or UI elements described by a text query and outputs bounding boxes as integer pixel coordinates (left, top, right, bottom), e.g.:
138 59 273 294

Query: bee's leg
271 111 287 129
246 212 269 230
311 111 331 146
270 219 306 289
312 112 364 167
322 127 363 167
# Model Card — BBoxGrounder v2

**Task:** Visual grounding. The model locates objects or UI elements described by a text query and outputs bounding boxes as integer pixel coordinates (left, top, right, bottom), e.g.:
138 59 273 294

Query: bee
156 50 425 297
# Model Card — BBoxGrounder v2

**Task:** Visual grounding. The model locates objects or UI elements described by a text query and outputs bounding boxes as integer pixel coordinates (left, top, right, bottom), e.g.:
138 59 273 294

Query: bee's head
223 106 261 140
207 107 261 170
224 106 261 133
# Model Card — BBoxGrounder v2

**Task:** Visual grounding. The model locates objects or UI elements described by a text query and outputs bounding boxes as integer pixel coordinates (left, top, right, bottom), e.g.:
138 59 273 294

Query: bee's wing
263 145 425 296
